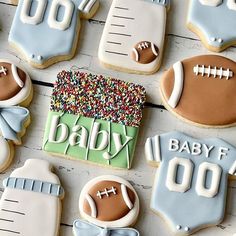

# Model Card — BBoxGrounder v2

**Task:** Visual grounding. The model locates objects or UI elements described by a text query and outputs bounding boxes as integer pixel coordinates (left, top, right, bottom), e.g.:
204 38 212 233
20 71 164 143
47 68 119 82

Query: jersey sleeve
78 0 98 16
145 135 161 166
229 160 236 178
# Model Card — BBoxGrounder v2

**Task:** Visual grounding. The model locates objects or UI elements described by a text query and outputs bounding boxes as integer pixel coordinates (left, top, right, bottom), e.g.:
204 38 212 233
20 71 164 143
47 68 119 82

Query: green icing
43 111 139 169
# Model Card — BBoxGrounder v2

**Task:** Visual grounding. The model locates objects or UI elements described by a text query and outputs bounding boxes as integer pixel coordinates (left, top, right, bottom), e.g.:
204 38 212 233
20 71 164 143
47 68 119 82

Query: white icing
98 0 167 74
20 0 47 25
69 125 88 148
168 61 184 108
83 0 97 13
48 115 69 143
193 64 233 80
121 184 133 210
96 186 117 199
227 0 236 10
179 141 191 154
0 59 32 106
79 175 139 228
89 122 109 151
85 194 97 218
169 138 179 152
199 0 222 7
191 142 202 156
11 64 24 88
48 0 74 31
0 159 63 236
145 135 161 162
196 162 222 198
151 42 158 56
0 137 11 169
166 157 193 193
218 147 229 160
229 160 236 175
203 144 214 158
0 66 7 75
132 48 139 62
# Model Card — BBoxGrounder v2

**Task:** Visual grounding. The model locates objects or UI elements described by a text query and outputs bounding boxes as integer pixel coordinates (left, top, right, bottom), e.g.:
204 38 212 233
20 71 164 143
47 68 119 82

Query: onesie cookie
73 175 140 235
145 131 236 235
0 159 64 236
98 0 170 74
187 0 236 52
0 60 32 172
43 70 146 169
160 55 236 127
9 0 99 69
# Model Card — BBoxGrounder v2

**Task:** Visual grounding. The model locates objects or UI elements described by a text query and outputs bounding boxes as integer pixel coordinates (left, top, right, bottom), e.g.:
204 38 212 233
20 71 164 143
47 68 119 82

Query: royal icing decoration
145 131 236 235
98 0 169 74
78 175 140 228
0 159 64 236
160 55 236 127
9 0 99 68
0 60 32 173
73 219 140 236
187 0 236 52
43 70 146 169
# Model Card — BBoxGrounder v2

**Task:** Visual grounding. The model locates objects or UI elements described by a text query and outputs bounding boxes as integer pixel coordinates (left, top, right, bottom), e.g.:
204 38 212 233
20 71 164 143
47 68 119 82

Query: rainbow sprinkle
50 71 146 127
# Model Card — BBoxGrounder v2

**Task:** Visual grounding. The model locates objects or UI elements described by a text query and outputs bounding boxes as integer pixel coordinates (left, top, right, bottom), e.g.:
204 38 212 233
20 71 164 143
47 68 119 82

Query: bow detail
73 219 140 236
0 106 29 141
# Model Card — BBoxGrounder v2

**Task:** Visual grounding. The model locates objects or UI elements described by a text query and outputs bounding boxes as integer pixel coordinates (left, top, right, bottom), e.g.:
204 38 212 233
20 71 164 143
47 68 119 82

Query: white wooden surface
0 0 236 235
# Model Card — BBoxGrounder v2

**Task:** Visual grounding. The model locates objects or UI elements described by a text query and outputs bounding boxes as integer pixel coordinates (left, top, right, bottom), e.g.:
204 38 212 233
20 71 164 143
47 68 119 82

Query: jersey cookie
98 0 170 74
0 60 32 172
187 0 236 52
0 159 64 236
160 55 236 127
145 131 236 235
43 70 146 169
9 0 99 69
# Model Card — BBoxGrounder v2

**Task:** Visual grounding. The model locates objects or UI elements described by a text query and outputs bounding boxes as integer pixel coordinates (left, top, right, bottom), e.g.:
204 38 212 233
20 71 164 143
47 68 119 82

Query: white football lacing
0 66 7 76
97 186 117 199
137 42 149 50
193 65 233 80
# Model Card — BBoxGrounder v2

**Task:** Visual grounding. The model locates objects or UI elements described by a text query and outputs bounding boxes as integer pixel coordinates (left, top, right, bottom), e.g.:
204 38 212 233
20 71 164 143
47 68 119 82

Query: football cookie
0 159 64 236
160 55 236 127
187 0 236 52
43 70 146 169
145 131 236 235
78 175 140 228
9 0 99 69
98 0 170 74
0 60 32 172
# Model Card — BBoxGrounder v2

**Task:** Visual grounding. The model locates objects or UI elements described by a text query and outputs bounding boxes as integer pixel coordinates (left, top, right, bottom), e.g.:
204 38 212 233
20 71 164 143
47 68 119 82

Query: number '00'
20 0 74 31
166 157 222 198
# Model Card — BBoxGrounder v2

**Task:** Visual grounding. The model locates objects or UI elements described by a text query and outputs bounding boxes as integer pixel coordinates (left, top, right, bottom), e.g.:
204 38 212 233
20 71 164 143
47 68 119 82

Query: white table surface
0 0 236 235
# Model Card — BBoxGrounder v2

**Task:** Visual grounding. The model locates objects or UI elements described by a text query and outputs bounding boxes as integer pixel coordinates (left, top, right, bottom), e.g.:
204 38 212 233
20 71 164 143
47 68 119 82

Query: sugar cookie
43 70 146 169
98 0 170 74
145 131 236 235
0 159 64 236
9 0 99 69
160 55 236 127
73 175 140 235
187 0 236 52
0 60 32 172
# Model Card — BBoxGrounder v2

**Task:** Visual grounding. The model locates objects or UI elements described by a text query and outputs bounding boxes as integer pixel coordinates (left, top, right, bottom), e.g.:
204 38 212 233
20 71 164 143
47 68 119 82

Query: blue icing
147 131 236 235
0 106 29 141
9 0 98 66
73 219 140 236
3 177 64 198
188 0 236 49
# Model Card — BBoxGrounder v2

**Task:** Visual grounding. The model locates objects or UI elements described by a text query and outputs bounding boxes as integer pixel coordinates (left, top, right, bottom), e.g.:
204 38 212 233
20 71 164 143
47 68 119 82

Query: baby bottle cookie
73 175 140 235
98 0 170 74
0 159 64 236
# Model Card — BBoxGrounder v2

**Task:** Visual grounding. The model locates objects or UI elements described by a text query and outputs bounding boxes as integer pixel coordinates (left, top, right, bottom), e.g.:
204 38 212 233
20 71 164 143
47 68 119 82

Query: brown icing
161 55 236 126
83 181 135 221
0 62 26 101
131 41 159 64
